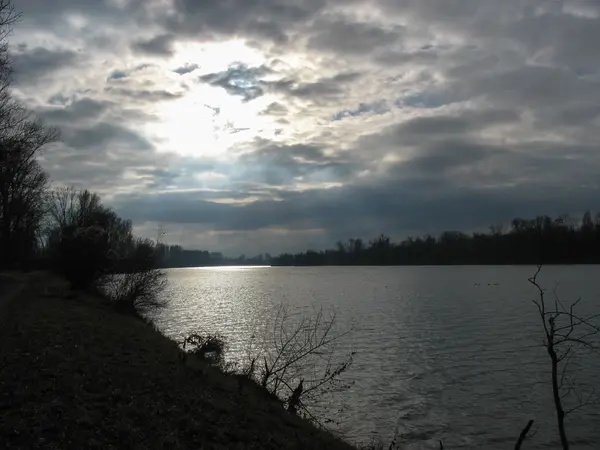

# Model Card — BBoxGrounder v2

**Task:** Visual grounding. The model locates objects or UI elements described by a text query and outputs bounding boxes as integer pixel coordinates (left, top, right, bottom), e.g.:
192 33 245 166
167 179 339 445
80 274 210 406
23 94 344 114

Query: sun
146 40 281 158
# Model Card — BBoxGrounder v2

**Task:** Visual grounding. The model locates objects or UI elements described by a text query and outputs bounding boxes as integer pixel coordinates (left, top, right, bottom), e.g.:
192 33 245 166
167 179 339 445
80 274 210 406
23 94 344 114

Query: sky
10 0 600 255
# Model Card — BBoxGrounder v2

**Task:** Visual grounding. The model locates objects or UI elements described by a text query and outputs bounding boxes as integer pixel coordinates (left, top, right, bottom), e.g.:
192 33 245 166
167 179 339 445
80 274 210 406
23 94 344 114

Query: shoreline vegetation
0 271 355 449
0 2 361 448
156 211 600 268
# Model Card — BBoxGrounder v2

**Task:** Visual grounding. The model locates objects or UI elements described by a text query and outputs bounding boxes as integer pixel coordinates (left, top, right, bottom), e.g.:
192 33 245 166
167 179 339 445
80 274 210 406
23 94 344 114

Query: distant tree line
155 245 272 268
271 213 600 266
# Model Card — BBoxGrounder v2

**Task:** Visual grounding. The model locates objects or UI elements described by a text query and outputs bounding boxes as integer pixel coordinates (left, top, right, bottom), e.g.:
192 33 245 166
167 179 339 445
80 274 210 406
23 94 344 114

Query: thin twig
515 419 534 450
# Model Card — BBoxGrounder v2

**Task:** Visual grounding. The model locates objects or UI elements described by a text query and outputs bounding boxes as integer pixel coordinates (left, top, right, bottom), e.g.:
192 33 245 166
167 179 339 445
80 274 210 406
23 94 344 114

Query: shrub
57 225 112 290
233 305 356 425
46 189 167 315
100 238 167 315
182 332 226 365
102 269 167 315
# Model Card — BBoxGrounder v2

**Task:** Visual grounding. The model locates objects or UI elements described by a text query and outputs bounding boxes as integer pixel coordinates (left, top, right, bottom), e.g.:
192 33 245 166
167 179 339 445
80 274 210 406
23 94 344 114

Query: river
150 265 600 449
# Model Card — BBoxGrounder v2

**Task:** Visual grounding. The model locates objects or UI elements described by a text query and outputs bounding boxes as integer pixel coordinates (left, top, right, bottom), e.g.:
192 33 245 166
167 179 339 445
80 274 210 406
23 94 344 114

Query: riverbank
0 272 355 449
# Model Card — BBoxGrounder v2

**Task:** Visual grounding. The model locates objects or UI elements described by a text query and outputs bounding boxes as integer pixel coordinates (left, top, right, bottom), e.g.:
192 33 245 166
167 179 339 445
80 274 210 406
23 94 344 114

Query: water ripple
151 266 600 449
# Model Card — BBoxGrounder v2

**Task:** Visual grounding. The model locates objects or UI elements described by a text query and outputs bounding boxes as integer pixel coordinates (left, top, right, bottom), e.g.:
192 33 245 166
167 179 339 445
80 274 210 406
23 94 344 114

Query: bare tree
46 186 81 231
181 332 226 365
243 305 355 425
0 0 58 268
45 188 166 310
0 117 58 267
45 188 136 287
0 0 20 107
529 266 600 450
100 238 167 315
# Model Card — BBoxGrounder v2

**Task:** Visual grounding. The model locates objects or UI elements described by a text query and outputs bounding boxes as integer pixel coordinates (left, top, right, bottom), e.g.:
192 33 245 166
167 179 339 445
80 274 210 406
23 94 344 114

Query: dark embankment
0 272 354 449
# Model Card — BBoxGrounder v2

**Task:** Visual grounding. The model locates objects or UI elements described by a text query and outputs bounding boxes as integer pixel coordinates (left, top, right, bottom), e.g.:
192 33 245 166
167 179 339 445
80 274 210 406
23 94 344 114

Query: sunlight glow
147 40 284 158
173 40 265 75
191 265 272 271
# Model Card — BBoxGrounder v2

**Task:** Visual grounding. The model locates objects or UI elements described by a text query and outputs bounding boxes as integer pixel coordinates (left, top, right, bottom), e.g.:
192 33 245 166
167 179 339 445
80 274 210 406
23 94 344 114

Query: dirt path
0 273 27 324
0 271 61 325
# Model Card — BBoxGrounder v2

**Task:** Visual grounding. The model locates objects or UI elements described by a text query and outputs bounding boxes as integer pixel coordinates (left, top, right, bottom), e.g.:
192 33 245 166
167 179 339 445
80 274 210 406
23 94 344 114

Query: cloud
199 63 271 101
164 0 324 45
131 34 176 57
308 18 403 55
10 0 600 254
104 87 184 103
39 98 112 123
172 63 199 75
332 100 389 121
236 140 359 186
61 121 154 151
108 70 128 80
12 47 79 85
260 102 288 116
111 166 600 254
265 72 362 103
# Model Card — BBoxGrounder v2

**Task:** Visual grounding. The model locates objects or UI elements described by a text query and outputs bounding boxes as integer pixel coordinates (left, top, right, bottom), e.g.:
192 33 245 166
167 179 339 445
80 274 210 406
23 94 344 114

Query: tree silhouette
271 212 600 266
0 1 59 268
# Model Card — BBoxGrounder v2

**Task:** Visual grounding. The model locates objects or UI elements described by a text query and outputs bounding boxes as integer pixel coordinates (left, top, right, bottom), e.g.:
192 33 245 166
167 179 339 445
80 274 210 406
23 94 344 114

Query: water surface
152 265 600 449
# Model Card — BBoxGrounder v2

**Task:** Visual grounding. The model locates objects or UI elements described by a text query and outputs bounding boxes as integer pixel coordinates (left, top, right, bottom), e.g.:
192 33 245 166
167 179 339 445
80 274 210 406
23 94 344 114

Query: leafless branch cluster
0 0 19 96
101 266 167 314
0 1 59 268
242 304 355 425
44 187 167 312
181 332 226 365
529 265 600 450
0 108 59 268
97 235 167 314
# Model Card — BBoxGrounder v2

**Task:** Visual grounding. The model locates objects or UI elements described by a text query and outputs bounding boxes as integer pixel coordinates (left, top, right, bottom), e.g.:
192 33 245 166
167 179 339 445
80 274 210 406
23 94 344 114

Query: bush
57 225 112 290
182 332 226 365
46 189 167 315
100 238 167 315
102 269 166 315
225 305 356 425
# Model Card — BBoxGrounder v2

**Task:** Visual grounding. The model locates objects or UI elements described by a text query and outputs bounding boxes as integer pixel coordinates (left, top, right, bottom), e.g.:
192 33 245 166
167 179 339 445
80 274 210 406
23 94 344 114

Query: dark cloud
131 34 176 57
260 102 288 116
356 109 520 152
165 0 325 45
39 98 112 123
39 114 167 194
14 0 153 31
107 70 128 80
111 170 600 253
106 64 160 82
466 66 599 108
397 140 502 179
172 63 199 75
61 122 154 151
236 140 359 186
308 18 402 55
505 14 600 73
104 87 184 103
12 47 78 84
375 47 441 67
267 72 362 101
199 64 271 101
534 103 600 129
398 110 519 136
332 100 389 121
47 92 71 106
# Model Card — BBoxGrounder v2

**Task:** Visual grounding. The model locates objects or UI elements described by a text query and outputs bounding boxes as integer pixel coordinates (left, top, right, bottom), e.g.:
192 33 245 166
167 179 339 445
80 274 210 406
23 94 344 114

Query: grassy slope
0 272 355 449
